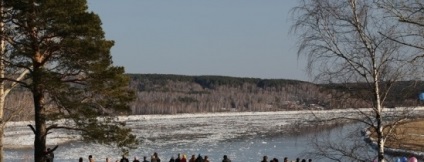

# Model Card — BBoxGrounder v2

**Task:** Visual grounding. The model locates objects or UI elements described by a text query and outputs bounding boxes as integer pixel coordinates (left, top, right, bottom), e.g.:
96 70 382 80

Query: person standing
203 156 210 162
44 147 54 162
151 155 157 162
261 156 268 162
48 148 54 162
120 155 129 162
180 155 187 162
153 152 161 162
89 155 95 162
195 154 203 162
189 155 195 162
222 155 231 162
168 156 175 162
133 157 140 162
175 154 181 162
142 156 149 162
44 148 51 162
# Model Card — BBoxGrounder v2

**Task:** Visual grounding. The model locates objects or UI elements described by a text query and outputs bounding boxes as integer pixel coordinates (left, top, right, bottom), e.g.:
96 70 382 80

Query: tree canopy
2 0 137 161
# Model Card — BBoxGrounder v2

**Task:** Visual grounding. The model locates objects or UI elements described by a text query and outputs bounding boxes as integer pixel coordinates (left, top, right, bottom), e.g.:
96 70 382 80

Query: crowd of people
260 156 312 162
43 148 420 162
73 152 312 162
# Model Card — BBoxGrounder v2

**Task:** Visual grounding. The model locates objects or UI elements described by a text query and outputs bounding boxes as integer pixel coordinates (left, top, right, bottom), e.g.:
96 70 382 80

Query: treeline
321 81 424 108
5 74 423 120
128 74 376 115
128 74 309 91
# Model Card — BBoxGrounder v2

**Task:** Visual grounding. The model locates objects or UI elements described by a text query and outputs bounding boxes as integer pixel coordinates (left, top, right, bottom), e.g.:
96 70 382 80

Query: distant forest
5 73 424 120
128 74 424 115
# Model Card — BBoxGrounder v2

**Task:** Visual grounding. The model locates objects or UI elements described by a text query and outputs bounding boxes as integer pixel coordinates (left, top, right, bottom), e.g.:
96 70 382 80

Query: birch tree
376 1 424 53
292 0 423 161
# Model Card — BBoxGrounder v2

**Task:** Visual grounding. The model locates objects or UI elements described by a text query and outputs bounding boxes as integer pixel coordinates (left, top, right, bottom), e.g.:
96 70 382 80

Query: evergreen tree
3 0 137 161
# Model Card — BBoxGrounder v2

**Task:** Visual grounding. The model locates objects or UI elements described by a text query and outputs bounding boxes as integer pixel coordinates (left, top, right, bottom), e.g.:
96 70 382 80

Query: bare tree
292 0 423 161
376 1 424 53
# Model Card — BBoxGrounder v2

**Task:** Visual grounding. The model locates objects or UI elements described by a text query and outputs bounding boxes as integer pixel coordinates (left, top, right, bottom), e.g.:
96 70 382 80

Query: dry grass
370 119 424 152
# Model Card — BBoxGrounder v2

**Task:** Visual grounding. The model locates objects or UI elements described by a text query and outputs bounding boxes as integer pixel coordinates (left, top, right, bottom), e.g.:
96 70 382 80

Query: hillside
4 74 422 120
128 74 385 114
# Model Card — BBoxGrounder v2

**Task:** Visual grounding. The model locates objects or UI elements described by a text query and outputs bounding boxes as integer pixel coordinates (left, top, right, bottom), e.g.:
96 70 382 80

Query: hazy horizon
87 1 309 81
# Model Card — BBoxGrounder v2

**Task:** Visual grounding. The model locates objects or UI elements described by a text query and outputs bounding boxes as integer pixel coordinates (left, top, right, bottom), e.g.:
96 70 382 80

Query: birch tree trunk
0 0 5 161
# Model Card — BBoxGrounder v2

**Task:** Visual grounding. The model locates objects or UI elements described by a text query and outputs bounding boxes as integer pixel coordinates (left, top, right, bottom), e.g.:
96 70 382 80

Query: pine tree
0 1 31 162
3 1 137 161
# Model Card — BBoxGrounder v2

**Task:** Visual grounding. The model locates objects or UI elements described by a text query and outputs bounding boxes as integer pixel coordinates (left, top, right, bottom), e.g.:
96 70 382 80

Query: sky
87 1 308 81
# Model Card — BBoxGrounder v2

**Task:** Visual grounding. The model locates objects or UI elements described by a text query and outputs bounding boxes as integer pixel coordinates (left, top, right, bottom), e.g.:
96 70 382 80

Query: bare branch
27 124 35 134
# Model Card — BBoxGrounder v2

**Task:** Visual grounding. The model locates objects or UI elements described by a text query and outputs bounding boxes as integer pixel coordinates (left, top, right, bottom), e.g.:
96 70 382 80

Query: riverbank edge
362 127 424 159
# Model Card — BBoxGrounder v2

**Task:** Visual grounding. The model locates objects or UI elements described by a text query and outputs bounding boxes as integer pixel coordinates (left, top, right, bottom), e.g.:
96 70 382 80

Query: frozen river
6 130 323 162
4 109 421 162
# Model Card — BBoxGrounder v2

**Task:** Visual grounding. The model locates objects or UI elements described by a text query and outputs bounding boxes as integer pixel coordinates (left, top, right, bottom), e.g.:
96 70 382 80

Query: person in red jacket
181 154 187 162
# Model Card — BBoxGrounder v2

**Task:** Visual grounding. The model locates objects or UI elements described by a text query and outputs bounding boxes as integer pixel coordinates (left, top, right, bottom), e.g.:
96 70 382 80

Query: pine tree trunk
33 67 47 162
33 90 47 162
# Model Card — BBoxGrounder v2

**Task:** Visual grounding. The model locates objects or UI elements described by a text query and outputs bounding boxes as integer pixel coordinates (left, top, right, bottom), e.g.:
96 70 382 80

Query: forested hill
127 74 387 115
9 73 419 120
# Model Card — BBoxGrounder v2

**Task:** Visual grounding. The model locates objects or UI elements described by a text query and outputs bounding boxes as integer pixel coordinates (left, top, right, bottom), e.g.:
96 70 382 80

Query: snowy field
4 108 424 162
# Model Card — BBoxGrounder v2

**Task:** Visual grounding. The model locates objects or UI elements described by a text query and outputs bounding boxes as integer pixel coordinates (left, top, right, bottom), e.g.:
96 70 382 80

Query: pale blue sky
87 1 308 81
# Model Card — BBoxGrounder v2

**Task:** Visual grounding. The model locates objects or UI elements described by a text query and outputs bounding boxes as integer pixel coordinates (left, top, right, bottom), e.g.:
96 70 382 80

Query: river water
5 123 374 162
3 110 418 162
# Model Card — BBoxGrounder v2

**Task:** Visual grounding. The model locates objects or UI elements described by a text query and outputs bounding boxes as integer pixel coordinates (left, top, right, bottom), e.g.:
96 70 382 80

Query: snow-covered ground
4 108 424 162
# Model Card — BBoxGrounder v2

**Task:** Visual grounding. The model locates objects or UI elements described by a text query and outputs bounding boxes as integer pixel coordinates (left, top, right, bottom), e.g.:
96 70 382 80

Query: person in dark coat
195 154 203 162
142 156 149 162
175 154 181 162
261 156 268 162
169 156 175 162
120 155 129 162
46 148 54 162
222 155 231 162
189 155 196 162
133 157 140 162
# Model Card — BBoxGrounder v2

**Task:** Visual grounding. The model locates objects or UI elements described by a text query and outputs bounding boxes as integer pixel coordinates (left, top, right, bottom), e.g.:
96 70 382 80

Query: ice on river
4 108 422 162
